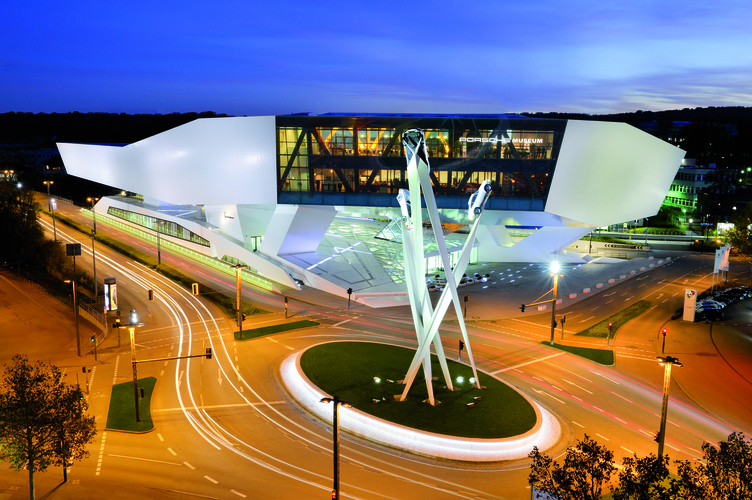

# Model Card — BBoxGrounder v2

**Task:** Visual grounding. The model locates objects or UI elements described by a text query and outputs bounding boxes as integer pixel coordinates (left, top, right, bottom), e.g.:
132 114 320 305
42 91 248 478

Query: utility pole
91 229 97 299
233 265 248 335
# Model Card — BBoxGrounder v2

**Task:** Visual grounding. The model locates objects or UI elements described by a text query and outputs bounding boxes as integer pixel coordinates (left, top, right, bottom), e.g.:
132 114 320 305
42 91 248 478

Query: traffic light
191 283 199 295
662 328 667 336
347 287 353 296
553 321 558 328
561 315 566 325
205 348 212 360
459 340 465 351
654 431 661 443
90 335 95 343
520 303 526 312
608 322 613 332
112 317 121 329
148 289 154 301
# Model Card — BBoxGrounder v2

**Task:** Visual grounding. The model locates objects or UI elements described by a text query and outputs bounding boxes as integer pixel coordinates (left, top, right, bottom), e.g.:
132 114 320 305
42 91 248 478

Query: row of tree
0 355 97 500
528 432 752 500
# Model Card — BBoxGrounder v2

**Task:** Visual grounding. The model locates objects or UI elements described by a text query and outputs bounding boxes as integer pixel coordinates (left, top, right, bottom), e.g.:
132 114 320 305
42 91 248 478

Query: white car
468 180 493 221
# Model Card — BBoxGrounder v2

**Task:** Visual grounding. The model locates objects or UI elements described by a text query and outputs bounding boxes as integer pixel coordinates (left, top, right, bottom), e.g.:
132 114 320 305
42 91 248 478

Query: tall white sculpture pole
397 129 491 404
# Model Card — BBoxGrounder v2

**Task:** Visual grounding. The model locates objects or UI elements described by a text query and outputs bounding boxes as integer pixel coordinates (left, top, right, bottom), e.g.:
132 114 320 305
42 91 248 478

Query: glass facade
275 114 566 210
107 207 211 247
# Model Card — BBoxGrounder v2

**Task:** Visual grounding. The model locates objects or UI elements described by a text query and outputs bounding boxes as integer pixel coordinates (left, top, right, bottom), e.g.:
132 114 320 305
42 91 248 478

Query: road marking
621 446 635 454
596 433 610 441
592 405 605 413
615 417 627 424
285 345 294 350
533 389 566 404
183 462 195 470
179 370 184 388
579 316 595 323
218 368 222 387
108 454 182 466
626 295 635 301
231 491 247 498
639 429 653 437
590 370 621 385
572 421 585 428
333 318 353 327
267 338 279 343
169 491 218 500
153 402 287 412
490 352 564 374
112 355 120 384
167 448 177 456
204 476 218 484
96 431 107 476
157 433 164 442
605 300 613 304
666 443 680 452
562 379 594 394
590 307 599 311
662 299 668 303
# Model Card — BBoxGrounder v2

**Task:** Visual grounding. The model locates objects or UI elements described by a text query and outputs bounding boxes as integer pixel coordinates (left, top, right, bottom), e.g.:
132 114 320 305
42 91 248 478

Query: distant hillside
0 111 228 145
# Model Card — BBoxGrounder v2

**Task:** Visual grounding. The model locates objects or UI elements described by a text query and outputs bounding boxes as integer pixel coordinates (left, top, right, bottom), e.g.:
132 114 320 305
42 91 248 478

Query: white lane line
579 316 596 323
490 352 564 374
108 454 182 466
562 379 594 394
231 491 247 498
666 443 680 452
157 433 164 442
662 299 668 303
170 491 218 500
533 389 566 404
153 402 287 412
626 295 635 300
267 338 279 343
596 433 610 441
590 307 599 311
590 370 621 385
333 318 353 327
204 476 219 484
96 431 107 476
183 462 195 470
112 355 120 384
167 448 177 456
621 446 635 454
572 421 585 428
639 429 653 437
285 345 294 350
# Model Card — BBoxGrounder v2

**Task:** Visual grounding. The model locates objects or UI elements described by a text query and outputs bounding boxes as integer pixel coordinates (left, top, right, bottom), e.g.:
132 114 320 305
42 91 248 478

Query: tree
725 204 752 286
0 355 96 499
528 434 616 500
701 431 752 500
612 453 679 500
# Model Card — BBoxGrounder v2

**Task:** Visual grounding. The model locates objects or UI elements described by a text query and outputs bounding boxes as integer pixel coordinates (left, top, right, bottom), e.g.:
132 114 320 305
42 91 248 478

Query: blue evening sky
2 0 751 115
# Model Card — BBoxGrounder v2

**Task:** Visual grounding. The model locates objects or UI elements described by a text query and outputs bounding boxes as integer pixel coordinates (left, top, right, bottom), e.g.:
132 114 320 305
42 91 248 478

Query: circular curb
280 342 561 462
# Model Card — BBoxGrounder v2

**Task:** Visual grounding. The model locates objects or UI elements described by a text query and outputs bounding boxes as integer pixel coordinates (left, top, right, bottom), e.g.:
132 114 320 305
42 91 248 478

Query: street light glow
550 261 560 274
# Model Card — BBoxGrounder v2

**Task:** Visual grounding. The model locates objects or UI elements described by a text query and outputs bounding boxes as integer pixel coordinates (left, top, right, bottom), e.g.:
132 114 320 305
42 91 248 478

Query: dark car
696 304 724 322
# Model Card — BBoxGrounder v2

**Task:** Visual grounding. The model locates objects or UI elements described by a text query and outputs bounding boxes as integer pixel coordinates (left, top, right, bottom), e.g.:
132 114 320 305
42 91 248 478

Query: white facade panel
59 116 278 206
545 120 685 227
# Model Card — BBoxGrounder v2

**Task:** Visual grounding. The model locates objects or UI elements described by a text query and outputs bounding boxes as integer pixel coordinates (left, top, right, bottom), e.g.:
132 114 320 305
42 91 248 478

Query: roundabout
280 341 562 462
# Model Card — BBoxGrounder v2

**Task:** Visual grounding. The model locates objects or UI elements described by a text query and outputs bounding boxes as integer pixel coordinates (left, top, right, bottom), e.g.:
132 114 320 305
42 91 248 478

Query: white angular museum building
58 114 685 306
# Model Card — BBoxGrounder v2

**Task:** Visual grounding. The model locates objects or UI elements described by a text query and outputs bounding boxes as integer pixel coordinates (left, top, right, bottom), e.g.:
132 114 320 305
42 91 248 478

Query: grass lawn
300 342 537 439
575 300 651 339
541 341 614 365
235 320 320 341
105 376 157 432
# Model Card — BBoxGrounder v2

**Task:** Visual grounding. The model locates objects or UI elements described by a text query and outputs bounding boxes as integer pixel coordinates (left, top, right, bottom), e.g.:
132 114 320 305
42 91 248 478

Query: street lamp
87 197 98 235
320 396 353 500
154 220 166 265
43 180 53 211
114 309 146 422
655 356 683 459
549 262 563 345
64 280 81 357
232 264 248 336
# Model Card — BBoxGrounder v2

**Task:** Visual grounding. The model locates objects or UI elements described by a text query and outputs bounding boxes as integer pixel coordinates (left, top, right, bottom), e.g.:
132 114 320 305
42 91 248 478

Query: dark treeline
0 111 228 145
522 105 752 126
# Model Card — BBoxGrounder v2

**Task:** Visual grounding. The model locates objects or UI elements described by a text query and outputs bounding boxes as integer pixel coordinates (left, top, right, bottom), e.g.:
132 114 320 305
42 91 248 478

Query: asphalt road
1 197 750 500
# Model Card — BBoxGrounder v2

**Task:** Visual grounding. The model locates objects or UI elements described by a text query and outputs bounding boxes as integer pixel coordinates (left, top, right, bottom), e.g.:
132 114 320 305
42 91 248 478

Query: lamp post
87 197 98 235
154 220 166 265
64 280 81 357
91 229 98 299
118 309 145 422
549 262 563 345
655 356 683 459
320 396 353 500
232 264 248 335
43 180 53 211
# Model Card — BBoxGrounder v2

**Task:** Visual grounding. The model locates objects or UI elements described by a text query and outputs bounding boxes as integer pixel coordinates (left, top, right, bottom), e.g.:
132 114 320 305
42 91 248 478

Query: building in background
58 114 684 306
